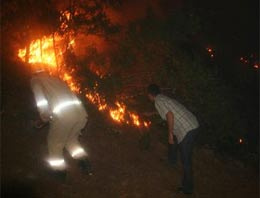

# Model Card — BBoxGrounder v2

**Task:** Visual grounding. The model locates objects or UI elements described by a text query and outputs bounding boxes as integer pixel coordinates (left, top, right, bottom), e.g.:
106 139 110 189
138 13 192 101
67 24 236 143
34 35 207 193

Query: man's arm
143 111 158 117
31 82 51 122
166 111 174 144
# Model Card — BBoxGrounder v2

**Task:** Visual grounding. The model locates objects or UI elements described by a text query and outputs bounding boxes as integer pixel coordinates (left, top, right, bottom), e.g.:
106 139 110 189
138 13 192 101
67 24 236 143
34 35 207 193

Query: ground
1 62 259 198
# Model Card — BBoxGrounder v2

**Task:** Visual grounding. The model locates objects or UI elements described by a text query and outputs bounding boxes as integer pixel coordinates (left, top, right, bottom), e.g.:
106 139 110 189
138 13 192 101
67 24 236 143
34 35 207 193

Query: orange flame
109 102 126 123
18 36 58 69
61 72 81 93
85 89 150 128
206 47 214 59
17 10 151 129
207 48 212 53
18 34 66 73
86 91 107 111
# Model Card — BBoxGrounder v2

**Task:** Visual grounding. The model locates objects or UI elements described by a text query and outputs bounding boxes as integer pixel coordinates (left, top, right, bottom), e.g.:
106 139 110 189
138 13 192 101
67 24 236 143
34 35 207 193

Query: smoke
74 34 110 57
51 0 70 11
105 0 183 25
51 0 183 73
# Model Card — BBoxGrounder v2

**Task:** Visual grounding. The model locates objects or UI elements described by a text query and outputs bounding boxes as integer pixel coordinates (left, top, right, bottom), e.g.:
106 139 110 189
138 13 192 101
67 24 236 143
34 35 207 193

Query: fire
69 39 75 47
18 36 58 68
130 114 140 126
240 56 259 69
144 121 150 127
85 91 107 111
18 34 66 73
17 33 80 93
109 102 126 123
17 10 151 129
18 49 26 62
207 48 212 53
206 47 214 58
64 10 71 21
85 89 150 128
108 101 149 128
85 82 149 128
61 72 81 93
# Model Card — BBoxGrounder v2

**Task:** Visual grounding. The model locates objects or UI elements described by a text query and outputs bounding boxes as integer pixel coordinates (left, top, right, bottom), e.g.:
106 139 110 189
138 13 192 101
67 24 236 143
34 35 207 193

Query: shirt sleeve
31 80 51 122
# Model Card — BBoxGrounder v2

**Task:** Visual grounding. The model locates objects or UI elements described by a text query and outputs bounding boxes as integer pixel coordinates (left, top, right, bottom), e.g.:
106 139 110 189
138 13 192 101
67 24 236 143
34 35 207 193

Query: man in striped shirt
147 84 199 194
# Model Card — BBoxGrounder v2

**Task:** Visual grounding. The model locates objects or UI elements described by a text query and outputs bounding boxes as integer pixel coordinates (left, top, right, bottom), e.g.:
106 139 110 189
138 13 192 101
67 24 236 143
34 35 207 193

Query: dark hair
147 84 161 96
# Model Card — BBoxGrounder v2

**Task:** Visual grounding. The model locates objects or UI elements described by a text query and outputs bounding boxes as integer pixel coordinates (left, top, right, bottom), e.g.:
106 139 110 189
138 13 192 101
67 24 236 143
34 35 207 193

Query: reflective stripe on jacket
31 72 87 121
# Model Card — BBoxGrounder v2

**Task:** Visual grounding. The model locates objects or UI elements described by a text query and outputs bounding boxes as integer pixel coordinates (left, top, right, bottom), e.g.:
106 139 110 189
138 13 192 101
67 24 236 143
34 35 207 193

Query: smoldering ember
1 0 259 198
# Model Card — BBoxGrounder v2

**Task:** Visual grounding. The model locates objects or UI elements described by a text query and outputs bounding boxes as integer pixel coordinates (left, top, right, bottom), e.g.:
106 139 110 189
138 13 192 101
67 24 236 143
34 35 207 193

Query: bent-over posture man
31 67 92 180
147 84 199 194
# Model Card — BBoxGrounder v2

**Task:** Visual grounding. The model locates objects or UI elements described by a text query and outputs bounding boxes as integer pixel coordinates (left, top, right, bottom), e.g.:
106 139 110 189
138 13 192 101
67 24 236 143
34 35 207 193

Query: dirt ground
1 62 259 198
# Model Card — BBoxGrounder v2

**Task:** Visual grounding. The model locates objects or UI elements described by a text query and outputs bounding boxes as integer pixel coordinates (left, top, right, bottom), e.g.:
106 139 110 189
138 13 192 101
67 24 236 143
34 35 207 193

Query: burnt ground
1 62 259 198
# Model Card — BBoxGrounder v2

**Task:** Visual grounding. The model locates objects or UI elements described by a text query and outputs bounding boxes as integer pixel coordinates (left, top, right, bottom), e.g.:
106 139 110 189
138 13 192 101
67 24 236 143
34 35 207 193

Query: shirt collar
154 94 162 101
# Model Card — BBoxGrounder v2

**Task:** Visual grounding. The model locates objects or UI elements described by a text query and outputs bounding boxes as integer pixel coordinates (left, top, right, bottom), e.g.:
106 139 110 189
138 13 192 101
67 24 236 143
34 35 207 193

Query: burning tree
13 0 150 129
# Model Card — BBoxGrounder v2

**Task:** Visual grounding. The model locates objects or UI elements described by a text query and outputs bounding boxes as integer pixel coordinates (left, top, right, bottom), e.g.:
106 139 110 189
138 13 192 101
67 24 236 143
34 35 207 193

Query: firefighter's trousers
47 111 87 170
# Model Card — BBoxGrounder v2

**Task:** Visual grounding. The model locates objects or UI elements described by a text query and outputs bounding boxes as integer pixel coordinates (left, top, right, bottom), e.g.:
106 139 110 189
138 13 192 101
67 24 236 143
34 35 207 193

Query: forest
2 0 259 197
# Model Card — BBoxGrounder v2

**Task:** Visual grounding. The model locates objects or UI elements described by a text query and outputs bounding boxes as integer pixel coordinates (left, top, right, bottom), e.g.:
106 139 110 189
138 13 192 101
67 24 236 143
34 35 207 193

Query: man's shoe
78 158 93 175
176 187 192 195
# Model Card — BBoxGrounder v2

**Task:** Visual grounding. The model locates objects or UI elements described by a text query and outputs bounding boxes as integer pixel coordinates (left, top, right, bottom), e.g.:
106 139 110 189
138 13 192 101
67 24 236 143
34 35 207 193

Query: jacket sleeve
31 80 51 122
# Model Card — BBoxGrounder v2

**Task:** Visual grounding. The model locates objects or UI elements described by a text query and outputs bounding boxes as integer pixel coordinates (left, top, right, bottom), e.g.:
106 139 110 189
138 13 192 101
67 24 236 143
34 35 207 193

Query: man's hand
168 133 174 144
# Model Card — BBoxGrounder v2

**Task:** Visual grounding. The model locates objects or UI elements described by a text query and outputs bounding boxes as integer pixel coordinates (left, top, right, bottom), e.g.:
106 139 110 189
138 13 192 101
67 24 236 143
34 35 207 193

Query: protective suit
31 71 88 171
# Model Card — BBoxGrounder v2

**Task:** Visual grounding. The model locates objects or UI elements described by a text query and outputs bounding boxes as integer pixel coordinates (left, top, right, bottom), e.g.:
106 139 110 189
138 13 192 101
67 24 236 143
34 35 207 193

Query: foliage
59 0 120 36
99 7 258 159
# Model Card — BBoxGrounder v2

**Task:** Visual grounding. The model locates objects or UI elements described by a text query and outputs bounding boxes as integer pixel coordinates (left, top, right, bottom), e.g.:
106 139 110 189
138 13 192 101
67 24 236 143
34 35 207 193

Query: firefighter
31 65 92 180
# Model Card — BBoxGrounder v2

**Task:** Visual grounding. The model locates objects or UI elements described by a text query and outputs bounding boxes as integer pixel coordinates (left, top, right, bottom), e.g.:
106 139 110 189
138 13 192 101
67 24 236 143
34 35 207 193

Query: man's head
147 84 161 101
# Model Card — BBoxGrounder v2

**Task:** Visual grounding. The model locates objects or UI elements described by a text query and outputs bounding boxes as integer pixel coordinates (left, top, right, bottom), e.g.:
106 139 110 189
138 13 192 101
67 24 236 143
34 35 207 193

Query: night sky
196 0 258 53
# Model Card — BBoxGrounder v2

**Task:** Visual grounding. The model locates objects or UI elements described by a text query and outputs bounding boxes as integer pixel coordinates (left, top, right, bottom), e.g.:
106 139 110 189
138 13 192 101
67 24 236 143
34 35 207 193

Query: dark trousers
168 129 198 193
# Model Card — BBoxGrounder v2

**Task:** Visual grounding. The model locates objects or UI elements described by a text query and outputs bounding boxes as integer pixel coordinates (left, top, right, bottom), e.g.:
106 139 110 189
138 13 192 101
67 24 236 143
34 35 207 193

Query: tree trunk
40 38 43 62
52 33 59 72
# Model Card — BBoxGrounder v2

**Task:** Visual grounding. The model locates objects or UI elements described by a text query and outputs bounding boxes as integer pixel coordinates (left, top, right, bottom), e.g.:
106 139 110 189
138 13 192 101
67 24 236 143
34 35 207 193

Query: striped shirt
155 94 199 143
